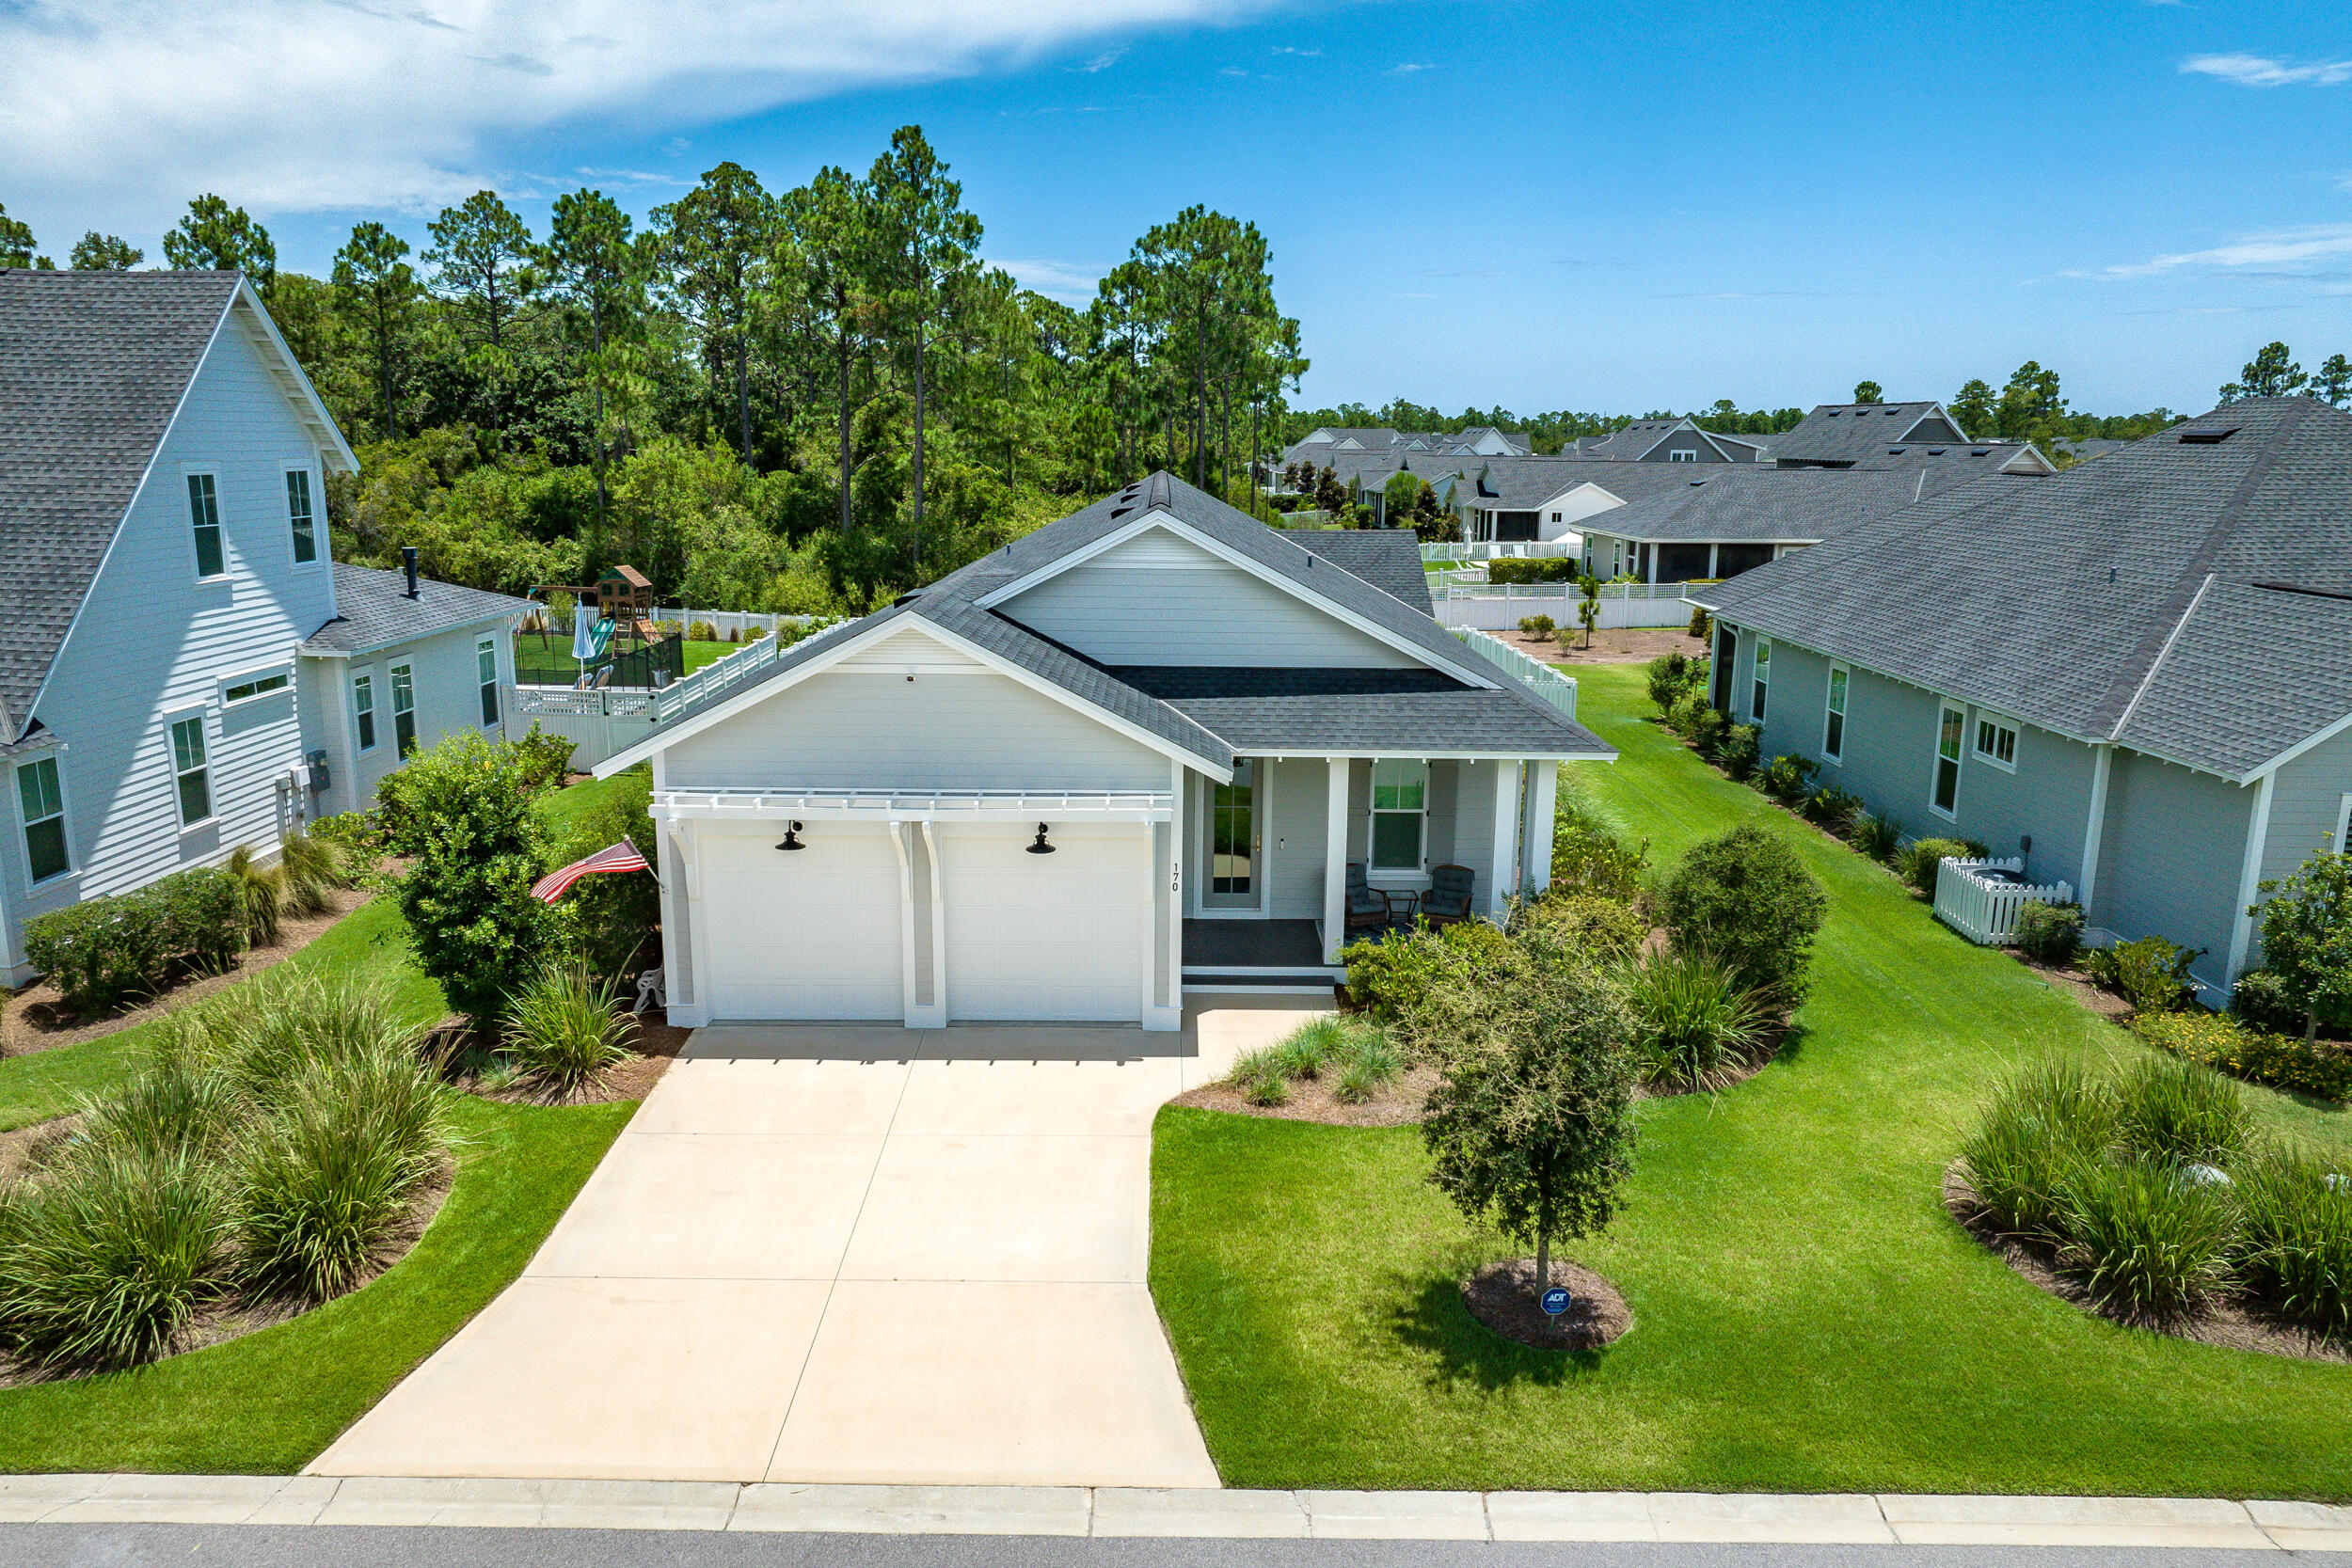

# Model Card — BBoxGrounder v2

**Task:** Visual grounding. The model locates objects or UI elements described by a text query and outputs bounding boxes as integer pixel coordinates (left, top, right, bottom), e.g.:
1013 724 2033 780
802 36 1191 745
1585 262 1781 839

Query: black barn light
1026 823 1057 855
776 820 806 851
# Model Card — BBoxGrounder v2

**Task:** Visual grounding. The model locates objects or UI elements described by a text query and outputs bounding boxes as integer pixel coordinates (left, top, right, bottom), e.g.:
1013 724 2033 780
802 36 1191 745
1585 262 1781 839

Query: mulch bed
0 1151 455 1390
1943 1167 2351 1366
439 1009 689 1106
1168 1062 1437 1127
1495 626 1708 667
2013 955 2134 1022
1 887 375 1061
1461 1257 1633 1351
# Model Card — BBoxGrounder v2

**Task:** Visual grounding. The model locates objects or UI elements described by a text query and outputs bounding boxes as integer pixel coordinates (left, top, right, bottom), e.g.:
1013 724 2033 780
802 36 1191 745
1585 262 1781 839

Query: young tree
656 162 776 461
2254 850 2352 1044
2221 341 2307 402
0 202 36 268
543 189 650 537
2312 354 2352 407
1411 479 1454 543
1577 574 1602 649
332 222 423 441
1412 940 1638 1299
68 232 141 271
162 195 276 291
1383 468 1424 526
866 126 981 569
1949 377 1996 438
1312 463 1349 517
1852 380 1884 404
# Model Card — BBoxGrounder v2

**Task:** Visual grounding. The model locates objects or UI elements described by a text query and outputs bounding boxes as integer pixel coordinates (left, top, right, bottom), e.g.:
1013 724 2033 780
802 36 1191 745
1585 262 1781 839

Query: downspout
2225 772 2278 987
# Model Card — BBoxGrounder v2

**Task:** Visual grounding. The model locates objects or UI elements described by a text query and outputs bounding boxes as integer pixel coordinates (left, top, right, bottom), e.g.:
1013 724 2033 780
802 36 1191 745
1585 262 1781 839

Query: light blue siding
2262 724 2352 882
2091 752 2253 993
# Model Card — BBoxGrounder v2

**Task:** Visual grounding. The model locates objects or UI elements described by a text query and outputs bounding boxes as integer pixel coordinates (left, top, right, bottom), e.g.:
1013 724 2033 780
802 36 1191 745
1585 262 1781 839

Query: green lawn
0 771 642 1470
1151 663 2352 1498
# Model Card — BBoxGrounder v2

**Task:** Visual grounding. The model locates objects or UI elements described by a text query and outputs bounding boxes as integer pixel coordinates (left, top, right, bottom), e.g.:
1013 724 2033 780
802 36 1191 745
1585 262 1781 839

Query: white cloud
2180 52 2352 87
1389 61 1433 74
2096 224 2352 278
1271 44 1317 55
1218 65 1248 76
0 0 1279 225
989 256 1104 303
1074 47 1123 72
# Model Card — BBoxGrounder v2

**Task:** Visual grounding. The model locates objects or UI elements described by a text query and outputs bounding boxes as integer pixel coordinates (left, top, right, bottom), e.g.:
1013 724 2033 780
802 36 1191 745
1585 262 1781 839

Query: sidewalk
3 1476 2348 1548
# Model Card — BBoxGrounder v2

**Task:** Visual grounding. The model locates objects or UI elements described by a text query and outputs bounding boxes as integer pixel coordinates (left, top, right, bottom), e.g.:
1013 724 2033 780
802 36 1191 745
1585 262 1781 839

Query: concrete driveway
311 999 1323 1487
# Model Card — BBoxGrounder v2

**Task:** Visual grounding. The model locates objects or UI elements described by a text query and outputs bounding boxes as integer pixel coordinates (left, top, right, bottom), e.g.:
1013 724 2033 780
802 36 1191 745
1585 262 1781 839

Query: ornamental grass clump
1273 1015 1346 1080
276 831 350 916
2055 1154 2235 1320
0 1148 229 1370
2113 1054 2249 1166
2234 1147 2352 1337
1624 946 1769 1091
74 1053 247 1164
1332 1032 1403 1103
501 962 631 1094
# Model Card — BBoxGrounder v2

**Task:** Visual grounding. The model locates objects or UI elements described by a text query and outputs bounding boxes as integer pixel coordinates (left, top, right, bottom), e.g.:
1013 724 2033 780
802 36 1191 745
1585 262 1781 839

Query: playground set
525 565 684 689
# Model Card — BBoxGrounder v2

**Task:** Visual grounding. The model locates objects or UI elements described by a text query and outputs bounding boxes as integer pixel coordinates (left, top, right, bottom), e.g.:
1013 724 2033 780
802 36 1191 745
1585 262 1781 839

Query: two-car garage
694 820 1150 1025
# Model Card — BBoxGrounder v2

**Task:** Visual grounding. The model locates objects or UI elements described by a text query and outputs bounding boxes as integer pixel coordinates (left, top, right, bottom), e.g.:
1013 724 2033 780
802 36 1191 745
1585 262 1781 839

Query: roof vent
1108 506 1132 520
1927 448 1946 455
1826 410 1842 418
1971 449 1990 457
2178 426 2238 445
891 589 926 606
1888 447 1906 455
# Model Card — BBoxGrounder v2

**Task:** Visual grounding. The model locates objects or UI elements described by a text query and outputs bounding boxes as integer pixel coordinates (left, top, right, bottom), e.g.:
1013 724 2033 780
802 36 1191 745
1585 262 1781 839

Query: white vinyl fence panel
1932 857 2075 945
1449 626 1580 721
1437 582 1694 630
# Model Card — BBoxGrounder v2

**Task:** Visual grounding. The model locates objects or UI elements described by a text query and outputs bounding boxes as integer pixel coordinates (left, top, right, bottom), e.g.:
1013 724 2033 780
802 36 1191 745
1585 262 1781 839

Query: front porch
1181 918 1339 995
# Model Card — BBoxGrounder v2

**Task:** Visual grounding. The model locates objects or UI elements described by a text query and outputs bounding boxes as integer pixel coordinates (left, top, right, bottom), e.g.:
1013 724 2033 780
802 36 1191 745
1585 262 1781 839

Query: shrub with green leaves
1645 650 1705 714
1517 614 1556 641
1665 689 1710 740
2234 1146 2352 1336
1757 752 1818 806
277 831 351 914
23 866 243 1013
510 722 579 795
2133 1009 2352 1102
1659 825 1828 1006
1625 946 1769 1090
1549 801 1648 903
557 765 660 984
1343 918 1517 1022
1895 837 1975 896
1851 810 1901 863
2112 1054 2249 1164
1715 723 1760 782
1956 1058 2118 1239
501 962 632 1092
75 1053 246 1164
1518 893 1646 962
307 810 386 863
2083 934 2202 1014
2230 968 2306 1037
377 731 565 1030
2250 849 2352 1043
0 1148 228 1370
1804 784 1862 832
2012 900 2086 965
2056 1155 2235 1319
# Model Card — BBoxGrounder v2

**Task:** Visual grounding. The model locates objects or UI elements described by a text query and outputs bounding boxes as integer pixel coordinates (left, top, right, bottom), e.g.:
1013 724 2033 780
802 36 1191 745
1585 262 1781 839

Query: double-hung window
285 468 317 564
170 716 213 827
477 638 501 727
1370 759 1427 874
1931 703 1964 818
1822 664 1849 762
1973 714 2018 772
186 473 225 579
1751 638 1772 722
353 673 377 752
390 661 417 758
16 758 68 883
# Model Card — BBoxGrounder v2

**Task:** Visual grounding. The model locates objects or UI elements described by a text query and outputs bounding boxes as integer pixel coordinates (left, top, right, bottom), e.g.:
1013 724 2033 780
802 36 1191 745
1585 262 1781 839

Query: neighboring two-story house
0 269 526 983
1692 397 2352 1000
594 473 1613 1030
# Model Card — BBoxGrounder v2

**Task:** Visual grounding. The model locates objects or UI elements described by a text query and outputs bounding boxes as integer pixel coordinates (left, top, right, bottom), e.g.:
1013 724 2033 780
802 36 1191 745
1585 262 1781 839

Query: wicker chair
1344 862 1401 936
1420 864 1475 927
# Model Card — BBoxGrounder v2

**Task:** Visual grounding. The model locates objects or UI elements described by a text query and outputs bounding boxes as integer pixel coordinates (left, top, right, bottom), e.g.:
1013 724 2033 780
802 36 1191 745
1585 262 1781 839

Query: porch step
1182 972 1343 994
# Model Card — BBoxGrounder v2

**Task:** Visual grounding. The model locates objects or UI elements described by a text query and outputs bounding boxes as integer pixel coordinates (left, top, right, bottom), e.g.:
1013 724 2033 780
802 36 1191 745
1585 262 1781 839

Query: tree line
0 135 1303 613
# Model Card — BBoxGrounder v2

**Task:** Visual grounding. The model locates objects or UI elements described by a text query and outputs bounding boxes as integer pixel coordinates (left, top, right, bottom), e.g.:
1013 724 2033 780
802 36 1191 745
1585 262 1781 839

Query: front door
1200 758 1261 912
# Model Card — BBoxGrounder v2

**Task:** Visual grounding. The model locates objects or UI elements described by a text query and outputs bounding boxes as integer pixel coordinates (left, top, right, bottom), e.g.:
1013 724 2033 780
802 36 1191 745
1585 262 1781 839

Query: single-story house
1692 395 2352 1000
595 472 1613 1030
1768 400 1970 467
0 267 525 983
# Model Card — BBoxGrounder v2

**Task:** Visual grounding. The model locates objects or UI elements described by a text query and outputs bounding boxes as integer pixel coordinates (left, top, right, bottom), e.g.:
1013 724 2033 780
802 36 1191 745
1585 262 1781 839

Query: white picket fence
1932 857 2075 945
1437 581 1695 631
1450 626 1580 721
1422 541 1577 563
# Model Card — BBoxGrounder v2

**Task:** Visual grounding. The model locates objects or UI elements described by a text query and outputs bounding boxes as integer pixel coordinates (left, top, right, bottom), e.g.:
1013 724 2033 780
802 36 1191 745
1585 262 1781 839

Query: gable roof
1287 530 1433 612
1573 418 1737 462
1768 401 1967 466
596 472 1612 776
1579 462 2032 546
1697 397 2352 780
0 269 356 742
302 563 532 656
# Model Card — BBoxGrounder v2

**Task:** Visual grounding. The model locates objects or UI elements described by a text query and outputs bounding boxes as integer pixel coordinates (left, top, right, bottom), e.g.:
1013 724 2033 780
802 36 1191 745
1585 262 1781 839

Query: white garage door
699 828 902 1020
939 825 1146 1022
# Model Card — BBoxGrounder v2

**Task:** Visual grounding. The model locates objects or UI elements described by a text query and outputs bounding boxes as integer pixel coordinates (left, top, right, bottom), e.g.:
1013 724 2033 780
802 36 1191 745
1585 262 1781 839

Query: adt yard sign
1540 1286 1571 1317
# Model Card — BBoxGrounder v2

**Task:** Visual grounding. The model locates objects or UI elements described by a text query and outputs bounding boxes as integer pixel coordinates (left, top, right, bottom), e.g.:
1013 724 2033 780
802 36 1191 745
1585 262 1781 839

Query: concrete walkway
311 999 1326 1487
6 1475 2351 1548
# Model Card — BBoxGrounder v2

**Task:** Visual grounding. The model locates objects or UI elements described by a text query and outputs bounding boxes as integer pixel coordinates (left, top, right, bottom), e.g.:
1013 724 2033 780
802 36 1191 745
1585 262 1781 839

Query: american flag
531 838 652 902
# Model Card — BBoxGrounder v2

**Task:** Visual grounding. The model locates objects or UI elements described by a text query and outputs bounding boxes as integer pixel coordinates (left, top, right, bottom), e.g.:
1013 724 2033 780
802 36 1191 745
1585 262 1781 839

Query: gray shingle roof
1581 457 2040 545
1699 398 2352 779
1768 401 1967 465
0 269 240 741
1288 530 1433 611
302 562 533 655
1111 667 1609 755
605 472 1612 772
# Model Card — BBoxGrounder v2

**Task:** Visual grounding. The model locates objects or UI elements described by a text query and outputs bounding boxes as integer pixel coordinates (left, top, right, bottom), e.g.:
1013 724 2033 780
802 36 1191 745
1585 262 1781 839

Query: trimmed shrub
1486 557 1580 584
2133 1010 2352 1102
1343 920 1517 1022
2113 1053 2249 1165
1716 723 1760 782
1517 614 1556 641
1851 810 1902 863
23 867 243 1013
2234 1146 2352 1336
2013 900 2086 965
2230 968 2306 1037
0 1148 228 1370
511 723 578 795
1687 604 1711 640
2083 934 2202 1014
2055 1155 2234 1319
226 843 286 948
1659 825 1828 1006
1518 893 1646 962
1625 946 1769 1090
501 962 632 1093
1895 837 1974 896
1757 752 1819 805
1549 801 1648 903
688 620 716 641
1645 651 1705 714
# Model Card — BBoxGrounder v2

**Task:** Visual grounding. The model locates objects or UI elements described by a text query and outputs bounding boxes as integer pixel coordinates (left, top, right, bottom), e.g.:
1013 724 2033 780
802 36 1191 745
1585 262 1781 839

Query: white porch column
1165 758 1186 1021
2078 743 2113 917
1323 756 1350 962
1523 759 1558 895
1485 760 1518 916
2226 773 2278 988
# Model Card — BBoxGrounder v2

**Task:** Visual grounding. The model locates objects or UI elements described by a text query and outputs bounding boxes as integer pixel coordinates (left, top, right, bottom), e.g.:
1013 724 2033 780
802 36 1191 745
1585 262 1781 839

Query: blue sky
6 0 2350 415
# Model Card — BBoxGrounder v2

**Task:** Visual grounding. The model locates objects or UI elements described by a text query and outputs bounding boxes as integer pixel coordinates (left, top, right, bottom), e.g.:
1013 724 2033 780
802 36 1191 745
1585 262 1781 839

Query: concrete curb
2 1475 2349 1546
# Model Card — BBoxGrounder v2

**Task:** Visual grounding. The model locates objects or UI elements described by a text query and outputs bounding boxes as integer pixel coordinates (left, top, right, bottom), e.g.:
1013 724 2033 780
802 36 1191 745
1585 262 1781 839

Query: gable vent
2178 427 2238 445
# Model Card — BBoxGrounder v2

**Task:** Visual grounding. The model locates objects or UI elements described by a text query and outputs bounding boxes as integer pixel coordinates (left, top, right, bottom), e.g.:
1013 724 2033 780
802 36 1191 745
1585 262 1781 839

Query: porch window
16 757 68 883
1931 703 1963 818
1751 638 1771 722
1370 759 1426 872
1823 665 1848 762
